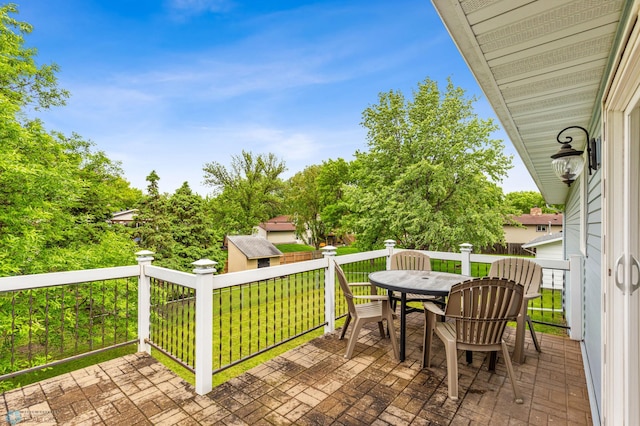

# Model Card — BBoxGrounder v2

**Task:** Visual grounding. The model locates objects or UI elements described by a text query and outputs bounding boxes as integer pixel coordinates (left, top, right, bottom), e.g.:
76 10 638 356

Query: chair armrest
352 295 388 301
347 282 371 288
423 301 445 316
524 292 542 301
348 282 378 295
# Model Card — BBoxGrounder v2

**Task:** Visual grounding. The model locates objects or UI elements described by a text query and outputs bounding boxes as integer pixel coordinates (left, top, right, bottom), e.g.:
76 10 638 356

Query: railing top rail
391 248 462 262
213 258 328 289
389 249 571 271
467 253 570 270
0 249 572 295
333 249 387 264
144 265 198 289
0 265 139 292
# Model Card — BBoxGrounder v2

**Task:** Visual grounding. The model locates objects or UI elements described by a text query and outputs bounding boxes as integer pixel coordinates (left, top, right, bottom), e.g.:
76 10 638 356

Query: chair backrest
335 263 357 316
444 278 524 346
391 250 432 271
489 258 542 296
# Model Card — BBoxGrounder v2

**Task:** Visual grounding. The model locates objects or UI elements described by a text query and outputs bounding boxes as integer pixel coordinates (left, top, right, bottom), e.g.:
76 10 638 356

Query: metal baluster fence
211 267 326 374
0 276 138 380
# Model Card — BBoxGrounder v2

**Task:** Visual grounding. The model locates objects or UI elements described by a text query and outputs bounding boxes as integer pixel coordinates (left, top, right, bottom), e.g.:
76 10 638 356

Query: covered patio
1 314 591 425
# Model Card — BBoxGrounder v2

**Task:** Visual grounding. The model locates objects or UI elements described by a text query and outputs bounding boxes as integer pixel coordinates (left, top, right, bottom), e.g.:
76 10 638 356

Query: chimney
530 207 542 216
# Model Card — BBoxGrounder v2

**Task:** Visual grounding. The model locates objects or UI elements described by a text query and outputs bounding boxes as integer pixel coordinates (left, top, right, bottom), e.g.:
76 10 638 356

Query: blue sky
17 0 537 196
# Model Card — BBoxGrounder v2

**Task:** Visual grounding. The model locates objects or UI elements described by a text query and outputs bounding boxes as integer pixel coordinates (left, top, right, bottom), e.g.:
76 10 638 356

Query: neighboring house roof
510 213 563 226
258 216 296 232
227 236 283 259
109 209 138 223
522 233 563 249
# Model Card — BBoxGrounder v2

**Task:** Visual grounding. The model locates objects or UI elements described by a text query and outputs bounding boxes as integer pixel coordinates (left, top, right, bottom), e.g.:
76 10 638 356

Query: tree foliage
0 3 69 110
203 151 286 235
164 182 224 271
347 78 512 251
135 174 225 272
284 165 324 248
0 121 141 274
505 191 561 214
0 4 141 275
317 158 353 241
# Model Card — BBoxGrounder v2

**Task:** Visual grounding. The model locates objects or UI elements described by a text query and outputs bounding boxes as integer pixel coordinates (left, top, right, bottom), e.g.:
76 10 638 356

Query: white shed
522 233 563 290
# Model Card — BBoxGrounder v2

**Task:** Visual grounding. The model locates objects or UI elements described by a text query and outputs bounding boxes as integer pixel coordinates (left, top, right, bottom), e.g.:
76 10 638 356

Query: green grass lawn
275 243 316 253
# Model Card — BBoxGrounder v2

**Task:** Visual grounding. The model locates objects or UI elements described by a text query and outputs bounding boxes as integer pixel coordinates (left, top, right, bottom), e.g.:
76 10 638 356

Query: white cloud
167 0 235 19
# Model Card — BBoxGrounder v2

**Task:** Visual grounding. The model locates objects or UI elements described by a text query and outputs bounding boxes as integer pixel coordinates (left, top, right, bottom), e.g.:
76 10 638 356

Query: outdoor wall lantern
551 125 598 187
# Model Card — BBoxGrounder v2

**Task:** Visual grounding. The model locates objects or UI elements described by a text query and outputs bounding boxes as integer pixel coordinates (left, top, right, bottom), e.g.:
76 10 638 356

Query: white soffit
431 0 625 204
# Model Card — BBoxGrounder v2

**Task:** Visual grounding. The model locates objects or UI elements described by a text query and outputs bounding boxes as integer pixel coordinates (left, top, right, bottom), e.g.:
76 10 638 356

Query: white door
604 89 640 425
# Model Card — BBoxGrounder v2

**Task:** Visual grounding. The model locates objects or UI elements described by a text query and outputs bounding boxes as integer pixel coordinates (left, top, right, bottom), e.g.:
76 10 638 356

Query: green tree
135 171 174 262
203 151 286 234
317 158 352 241
0 3 69 110
135 176 225 272
0 122 140 274
163 182 224 271
0 4 141 275
348 77 512 251
284 165 325 248
505 191 561 214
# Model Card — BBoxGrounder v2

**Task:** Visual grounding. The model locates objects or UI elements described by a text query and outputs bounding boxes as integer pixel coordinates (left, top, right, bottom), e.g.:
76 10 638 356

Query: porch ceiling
431 0 626 204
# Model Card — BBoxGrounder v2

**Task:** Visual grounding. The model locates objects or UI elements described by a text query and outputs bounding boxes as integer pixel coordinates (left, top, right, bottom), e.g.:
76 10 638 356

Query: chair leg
444 339 459 401
377 321 385 338
501 341 523 404
340 313 351 340
527 315 541 352
512 308 526 364
385 308 399 360
422 310 435 368
345 318 364 359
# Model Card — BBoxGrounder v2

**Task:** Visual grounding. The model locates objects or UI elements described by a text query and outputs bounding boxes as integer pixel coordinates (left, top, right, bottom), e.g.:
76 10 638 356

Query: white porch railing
0 243 576 395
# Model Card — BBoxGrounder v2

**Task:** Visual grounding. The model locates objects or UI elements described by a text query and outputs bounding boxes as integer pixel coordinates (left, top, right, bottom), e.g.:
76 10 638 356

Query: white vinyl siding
564 183 582 257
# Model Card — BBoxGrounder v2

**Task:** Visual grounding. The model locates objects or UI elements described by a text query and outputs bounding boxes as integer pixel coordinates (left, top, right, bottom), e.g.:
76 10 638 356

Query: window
536 225 547 232
257 258 270 268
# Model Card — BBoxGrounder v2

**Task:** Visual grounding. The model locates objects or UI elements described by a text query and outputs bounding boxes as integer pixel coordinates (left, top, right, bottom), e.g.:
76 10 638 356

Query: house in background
108 209 138 225
430 0 637 422
254 215 301 245
226 235 283 273
504 207 563 244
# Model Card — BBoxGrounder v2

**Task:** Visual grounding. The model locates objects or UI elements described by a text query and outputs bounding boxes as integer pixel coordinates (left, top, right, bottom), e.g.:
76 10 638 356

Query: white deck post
322 246 337 334
384 239 396 270
192 258 217 395
136 250 154 354
459 243 473 276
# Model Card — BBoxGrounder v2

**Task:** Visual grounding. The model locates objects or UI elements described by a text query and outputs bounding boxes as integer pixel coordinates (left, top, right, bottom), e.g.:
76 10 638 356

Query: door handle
615 254 625 294
631 255 640 295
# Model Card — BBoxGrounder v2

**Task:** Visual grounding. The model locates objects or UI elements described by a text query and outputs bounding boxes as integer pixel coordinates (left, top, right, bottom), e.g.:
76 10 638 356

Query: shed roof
522 233 563 249
227 236 283 259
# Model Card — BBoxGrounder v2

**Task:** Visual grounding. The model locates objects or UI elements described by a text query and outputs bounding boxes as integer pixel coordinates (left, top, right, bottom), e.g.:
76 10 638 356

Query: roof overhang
430 0 626 204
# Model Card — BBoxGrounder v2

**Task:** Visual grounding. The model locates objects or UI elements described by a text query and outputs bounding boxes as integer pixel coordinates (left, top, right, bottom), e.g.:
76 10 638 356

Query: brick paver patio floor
1 313 592 425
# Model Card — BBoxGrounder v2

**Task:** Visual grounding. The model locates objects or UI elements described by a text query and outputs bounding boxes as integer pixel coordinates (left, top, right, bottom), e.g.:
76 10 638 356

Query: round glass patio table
368 270 471 362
